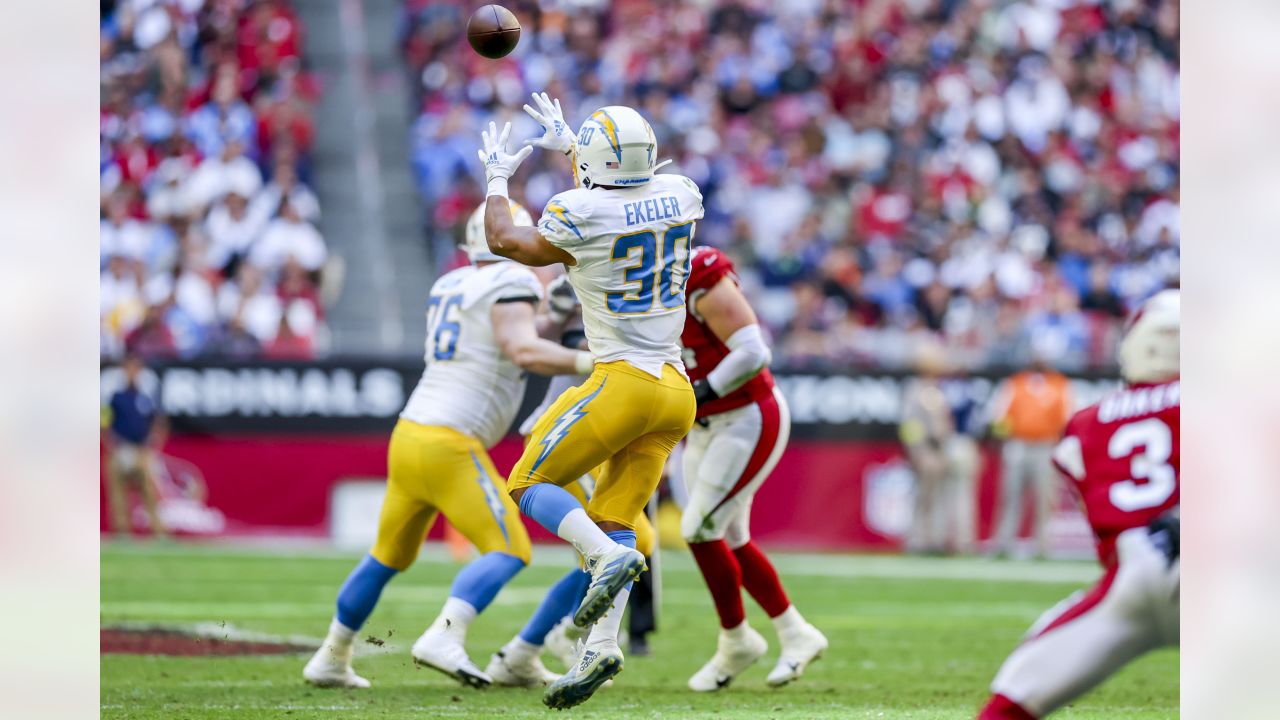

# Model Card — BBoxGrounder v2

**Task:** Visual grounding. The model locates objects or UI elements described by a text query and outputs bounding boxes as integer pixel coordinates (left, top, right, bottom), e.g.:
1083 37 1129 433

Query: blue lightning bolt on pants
508 360 695 530
373 422 532 570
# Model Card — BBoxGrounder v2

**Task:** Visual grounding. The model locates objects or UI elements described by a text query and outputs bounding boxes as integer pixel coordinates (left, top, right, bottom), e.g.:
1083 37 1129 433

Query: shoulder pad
462 263 543 308
539 190 593 248
687 246 736 295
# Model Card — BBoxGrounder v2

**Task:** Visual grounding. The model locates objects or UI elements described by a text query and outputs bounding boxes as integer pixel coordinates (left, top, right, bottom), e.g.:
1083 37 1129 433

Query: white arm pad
706 324 771 396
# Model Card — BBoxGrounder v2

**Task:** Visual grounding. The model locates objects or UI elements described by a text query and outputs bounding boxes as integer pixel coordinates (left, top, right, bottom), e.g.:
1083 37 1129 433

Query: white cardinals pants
996 439 1056 556
945 435 980 554
990 527 1180 716
681 388 790 548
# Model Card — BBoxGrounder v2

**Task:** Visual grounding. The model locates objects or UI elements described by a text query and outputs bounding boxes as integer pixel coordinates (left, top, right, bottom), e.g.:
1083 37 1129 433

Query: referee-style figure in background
103 353 168 538
989 357 1073 559
899 344 955 555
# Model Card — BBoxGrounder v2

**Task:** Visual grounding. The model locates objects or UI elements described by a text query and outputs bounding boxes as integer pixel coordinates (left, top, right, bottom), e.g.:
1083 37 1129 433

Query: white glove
546 274 579 323
522 92 575 156
477 120 533 197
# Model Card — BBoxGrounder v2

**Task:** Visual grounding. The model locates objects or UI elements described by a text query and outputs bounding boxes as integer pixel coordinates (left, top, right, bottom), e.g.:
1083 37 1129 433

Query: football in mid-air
467 4 521 59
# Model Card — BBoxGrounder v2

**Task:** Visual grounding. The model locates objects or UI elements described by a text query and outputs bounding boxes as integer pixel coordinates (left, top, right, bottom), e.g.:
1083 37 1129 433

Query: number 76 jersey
538 173 705 379
399 261 545 448
1051 380 1180 568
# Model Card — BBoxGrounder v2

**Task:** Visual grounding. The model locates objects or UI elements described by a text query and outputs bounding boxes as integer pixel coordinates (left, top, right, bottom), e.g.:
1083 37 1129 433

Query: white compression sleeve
705 324 771 396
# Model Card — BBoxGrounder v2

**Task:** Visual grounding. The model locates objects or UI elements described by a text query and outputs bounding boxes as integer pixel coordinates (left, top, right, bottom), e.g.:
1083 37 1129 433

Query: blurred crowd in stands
401 0 1179 371
100 0 332 361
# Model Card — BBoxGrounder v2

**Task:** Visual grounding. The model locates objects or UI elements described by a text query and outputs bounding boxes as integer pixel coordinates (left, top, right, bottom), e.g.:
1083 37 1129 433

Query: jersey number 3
426 294 463 360
607 222 694 314
1107 418 1176 512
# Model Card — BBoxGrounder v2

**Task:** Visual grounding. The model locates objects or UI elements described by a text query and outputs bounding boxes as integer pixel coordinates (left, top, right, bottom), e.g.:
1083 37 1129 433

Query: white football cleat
543 640 623 709
575 545 646 628
485 648 560 687
303 644 370 689
411 627 492 688
687 625 769 692
766 622 828 687
545 617 585 671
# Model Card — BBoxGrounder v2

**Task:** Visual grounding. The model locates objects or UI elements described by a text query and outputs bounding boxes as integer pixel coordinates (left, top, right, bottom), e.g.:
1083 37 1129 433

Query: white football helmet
1118 288 1180 384
571 106 668 189
464 199 533 263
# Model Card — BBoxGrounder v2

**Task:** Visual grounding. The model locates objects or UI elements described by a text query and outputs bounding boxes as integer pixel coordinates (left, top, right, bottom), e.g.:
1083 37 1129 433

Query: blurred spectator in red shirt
263 300 318 360
125 305 180 360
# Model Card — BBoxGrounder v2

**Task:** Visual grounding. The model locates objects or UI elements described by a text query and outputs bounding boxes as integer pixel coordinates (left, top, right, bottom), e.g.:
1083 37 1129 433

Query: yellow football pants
510 360 695 530
373 421 531 571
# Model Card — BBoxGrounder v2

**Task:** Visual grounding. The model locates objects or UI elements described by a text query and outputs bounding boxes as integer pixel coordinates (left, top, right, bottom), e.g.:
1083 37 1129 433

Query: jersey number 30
426 294 463 360
607 222 694 314
1107 418 1177 512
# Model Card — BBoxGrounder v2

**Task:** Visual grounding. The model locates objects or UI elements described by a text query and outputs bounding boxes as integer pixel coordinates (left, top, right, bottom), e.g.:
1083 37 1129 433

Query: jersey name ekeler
399 261 544 448
538 173 705 378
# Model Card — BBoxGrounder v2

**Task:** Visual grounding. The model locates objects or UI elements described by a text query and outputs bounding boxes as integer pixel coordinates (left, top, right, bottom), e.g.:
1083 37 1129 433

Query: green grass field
101 541 1177 719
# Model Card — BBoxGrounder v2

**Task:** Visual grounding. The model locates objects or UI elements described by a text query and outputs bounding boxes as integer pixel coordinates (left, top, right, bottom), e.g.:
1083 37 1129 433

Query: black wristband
1147 510 1180 566
692 379 719 406
561 328 588 349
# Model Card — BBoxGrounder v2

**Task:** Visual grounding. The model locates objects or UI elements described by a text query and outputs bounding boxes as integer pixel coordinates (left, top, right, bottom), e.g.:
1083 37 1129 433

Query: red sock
978 694 1036 720
733 540 791 618
688 540 745 628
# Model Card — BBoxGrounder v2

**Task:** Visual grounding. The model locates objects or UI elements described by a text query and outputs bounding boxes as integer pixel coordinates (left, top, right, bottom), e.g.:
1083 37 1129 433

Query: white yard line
104 540 1100 584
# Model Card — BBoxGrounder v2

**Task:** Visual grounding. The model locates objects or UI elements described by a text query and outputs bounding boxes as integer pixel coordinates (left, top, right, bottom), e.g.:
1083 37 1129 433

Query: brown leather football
467 5 521 59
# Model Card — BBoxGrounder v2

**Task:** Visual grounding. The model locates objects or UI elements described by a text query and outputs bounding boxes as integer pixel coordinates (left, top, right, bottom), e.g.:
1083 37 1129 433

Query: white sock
771 605 805 637
555 508 614 559
330 614 355 640
503 636 541 662
722 620 751 642
430 597 478 640
318 618 357 663
585 585 630 647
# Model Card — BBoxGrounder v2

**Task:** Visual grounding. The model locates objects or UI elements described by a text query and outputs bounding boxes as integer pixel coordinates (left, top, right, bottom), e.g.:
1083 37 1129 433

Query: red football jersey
1051 380 1180 568
681 246 775 419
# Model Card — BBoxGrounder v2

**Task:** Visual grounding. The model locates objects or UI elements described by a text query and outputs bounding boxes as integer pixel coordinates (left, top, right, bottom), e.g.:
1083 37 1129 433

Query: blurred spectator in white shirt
145 157 197 223
1134 190 1180 249
743 170 812 261
251 161 320 223
143 238 219 356
184 137 263 212
249 194 328 275
101 193 172 272
217 264 282 345
205 176 271 276
1003 58 1070 154
995 0 1063 54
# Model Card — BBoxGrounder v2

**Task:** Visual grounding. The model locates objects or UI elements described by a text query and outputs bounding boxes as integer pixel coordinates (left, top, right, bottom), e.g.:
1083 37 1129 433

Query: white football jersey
538 173 704 378
400 261 544 448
